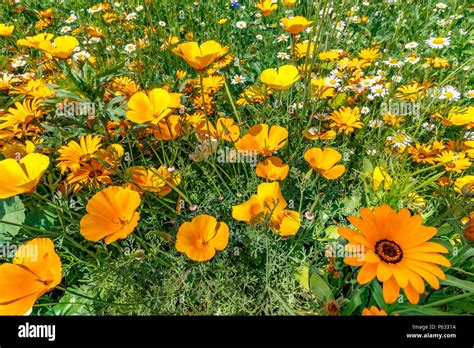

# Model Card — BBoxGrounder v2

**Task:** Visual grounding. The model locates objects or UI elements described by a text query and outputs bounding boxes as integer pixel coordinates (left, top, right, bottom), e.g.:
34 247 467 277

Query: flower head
0 153 49 199
38 36 79 59
0 238 62 315
256 156 289 181
173 40 226 71
304 147 345 180
80 186 141 244
235 124 288 156
176 214 229 261
280 16 313 35
329 106 363 134
339 205 450 304
260 64 300 90
126 88 181 124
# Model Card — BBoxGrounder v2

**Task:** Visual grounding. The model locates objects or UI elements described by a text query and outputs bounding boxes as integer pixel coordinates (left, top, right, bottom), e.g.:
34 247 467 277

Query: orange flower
195 117 240 142
232 182 300 236
339 204 451 304
0 238 62 315
0 153 50 199
126 166 181 196
280 16 313 35
302 127 336 140
361 306 388 316
235 124 288 156
126 88 181 124
57 134 102 173
260 64 300 90
176 214 229 261
153 115 186 140
172 40 226 71
304 147 345 180
256 0 277 17
38 36 79 59
256 156 289 181
80 186 141 244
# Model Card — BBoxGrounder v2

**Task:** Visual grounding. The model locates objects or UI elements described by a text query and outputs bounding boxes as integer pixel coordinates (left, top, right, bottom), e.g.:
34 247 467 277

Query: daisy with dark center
339 204 451 304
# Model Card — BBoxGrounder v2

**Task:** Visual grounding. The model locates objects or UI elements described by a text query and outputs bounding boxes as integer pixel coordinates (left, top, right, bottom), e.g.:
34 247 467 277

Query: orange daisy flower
339 204 451 304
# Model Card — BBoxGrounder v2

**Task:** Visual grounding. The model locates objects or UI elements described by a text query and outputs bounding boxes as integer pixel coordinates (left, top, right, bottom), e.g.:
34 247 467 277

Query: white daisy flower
435 2 447 9
277 34 289 42
325 76 341 88
404 42 418 49
361 106 370 114
405 56 420 64
65 14 77 24
464 90 474 99
236 21 247 29
277 52 290 60
439 86 460 101
426 36 451 49
124 43 136 53
231 75 246 85
256 34 263 40
60 26 72 34
384 57 404 67
371 84 388 97
392 75 403 82
125 13 137 21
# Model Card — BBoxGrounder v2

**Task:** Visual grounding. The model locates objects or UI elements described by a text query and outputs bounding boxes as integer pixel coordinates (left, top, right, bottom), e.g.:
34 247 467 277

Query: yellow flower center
375 239 403 263
433 38 444 45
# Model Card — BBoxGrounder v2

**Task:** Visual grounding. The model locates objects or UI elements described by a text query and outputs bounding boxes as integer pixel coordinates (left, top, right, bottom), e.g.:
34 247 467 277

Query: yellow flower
373 166 392 191
260 64 300 90
172 40 227 71
454 176 474 196
218 18 228 25
232 182 300 236
280 16 313 35
57 134 103 174
256 0 278 17
38 36 79 59
0 153 50 199
0 24 14 37
256 156 289 181
358 48 381 62
436 151 471 173
442 106 474 128
281 0 297 8
329 106 363 134
126 166 181 197
304 147 345 180
176 214 229 262
126 88 181 124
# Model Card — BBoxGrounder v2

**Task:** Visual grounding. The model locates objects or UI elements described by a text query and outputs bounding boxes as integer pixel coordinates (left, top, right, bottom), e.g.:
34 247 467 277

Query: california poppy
17 33 54 48
176 214 229 261
256 0 277 17
280 16 313 35
126 88 181 124
339 204 451 304
373 166 392 191
173 40 226 71
0 153 49 199
235 124 288 156
256 156 289 181
195 117 240 142
260 65 300 90
0 238 62 315
232 182 300 236
304 147 345 180
38 36 79 59
0 24 14 37
80 186 141 244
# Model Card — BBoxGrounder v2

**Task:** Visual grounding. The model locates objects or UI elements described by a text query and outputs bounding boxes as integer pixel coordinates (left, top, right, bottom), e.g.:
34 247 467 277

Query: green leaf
45 287 94 316
310 272 333 300
295 266 310 291
440 275 474 293
342 288 364 315
0 197 26 241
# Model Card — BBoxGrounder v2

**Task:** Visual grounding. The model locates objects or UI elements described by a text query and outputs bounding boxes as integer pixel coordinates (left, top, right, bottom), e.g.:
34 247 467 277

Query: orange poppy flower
304 147 345 180
260 65 300 90
172 40 227 71
232 182 300 236
195 117 240 142
126 88 182 125
176 214 229 262
256 156 289 181
302 127 336 141
0 153 50 199
280 16 313 35
339 204 451 304
80 186 141 244
0 238 62 315
153 115 186 140
17 33 54 48
256 0 277 17
126 166 181 196
235 124 288 156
